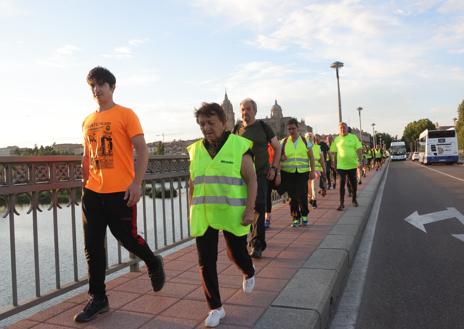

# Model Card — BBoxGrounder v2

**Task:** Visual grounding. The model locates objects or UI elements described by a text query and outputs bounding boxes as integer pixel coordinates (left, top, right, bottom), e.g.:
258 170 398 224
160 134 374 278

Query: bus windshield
428 130 455 138
390 145 406 155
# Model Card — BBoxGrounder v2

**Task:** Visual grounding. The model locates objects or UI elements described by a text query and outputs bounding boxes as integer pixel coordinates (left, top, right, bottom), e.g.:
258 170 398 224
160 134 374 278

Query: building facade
220 95 312 139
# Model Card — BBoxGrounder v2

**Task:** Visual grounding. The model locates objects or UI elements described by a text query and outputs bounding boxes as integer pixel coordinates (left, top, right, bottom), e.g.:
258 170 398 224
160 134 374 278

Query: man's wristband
270 166 277 171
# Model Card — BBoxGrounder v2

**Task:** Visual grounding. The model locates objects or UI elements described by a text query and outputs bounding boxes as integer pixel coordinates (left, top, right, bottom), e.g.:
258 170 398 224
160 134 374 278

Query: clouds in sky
189 0 463 133
102 38 149 59
1 0 463 147
37 44 80 68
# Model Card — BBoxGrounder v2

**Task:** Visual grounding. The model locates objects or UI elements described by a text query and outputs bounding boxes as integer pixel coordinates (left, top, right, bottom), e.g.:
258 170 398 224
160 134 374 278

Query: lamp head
330 61 344 69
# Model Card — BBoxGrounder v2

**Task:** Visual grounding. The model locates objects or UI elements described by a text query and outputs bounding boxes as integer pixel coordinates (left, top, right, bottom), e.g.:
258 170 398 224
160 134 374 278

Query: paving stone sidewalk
7 169 379 329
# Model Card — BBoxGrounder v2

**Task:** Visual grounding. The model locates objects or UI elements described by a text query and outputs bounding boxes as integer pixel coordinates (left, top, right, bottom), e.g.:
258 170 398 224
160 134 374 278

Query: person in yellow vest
280 118 316 227
187 103 257 328
305 133 326 209
330 122 363 210
374 145 383 170
364 144 373 172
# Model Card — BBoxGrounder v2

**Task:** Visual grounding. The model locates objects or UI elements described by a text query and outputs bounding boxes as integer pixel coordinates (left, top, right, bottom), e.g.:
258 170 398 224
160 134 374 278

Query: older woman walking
280 118 315 227
187 102 257 327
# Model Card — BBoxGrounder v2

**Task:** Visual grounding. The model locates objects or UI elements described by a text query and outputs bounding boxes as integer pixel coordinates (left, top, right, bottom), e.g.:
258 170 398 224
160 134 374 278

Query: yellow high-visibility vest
312 144 322 171
281 136 310 173
187 134 253 237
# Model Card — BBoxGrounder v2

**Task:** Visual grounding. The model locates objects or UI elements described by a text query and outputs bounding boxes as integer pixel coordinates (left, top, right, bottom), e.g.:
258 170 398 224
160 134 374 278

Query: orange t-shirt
82 104 143 193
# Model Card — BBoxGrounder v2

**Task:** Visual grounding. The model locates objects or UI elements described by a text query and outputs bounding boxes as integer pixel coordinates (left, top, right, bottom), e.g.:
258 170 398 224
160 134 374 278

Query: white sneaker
242 266 256 294
204 306 225 327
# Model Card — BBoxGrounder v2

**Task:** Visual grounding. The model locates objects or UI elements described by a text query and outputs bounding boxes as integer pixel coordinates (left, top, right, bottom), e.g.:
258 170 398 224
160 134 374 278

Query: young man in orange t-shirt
74 67 165 323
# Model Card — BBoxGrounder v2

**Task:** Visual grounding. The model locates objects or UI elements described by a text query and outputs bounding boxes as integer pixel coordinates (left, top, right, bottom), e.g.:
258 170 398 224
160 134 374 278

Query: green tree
456 100 464 150
375 132 393 148
402 118 436 151
155 141 165 155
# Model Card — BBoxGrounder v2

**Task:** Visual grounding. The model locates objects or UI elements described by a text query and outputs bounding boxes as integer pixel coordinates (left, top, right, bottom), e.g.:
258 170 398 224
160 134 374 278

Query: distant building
0 146 19 156
220 94 312 139
148 139 196 155
262 100 312 139
436 125 455 131
349 128 372 145
221 92 235 132
52 143 83 155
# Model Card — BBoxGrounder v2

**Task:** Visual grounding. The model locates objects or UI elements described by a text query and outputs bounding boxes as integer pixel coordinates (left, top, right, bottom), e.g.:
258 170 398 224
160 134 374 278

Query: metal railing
0 155 190 320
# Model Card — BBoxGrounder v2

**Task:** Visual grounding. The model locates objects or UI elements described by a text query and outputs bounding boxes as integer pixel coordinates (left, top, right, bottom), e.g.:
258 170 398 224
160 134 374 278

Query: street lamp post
357 107 363 143
331 61 344 123
371 123 376 148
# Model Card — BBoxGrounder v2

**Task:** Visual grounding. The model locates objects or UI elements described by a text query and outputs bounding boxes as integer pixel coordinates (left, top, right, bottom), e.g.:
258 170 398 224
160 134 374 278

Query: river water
0 189 190 311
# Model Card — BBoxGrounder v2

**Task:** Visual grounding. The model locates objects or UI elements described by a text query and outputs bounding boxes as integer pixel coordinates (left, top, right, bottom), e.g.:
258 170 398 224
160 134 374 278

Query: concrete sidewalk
7 166 386 329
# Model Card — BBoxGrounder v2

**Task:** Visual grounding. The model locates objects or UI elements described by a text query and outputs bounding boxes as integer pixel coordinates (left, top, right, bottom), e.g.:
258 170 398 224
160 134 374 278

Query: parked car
411 152 419 161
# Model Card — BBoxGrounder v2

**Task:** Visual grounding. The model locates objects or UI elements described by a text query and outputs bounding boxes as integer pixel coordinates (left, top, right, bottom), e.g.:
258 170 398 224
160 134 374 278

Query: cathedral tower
221 92 235 131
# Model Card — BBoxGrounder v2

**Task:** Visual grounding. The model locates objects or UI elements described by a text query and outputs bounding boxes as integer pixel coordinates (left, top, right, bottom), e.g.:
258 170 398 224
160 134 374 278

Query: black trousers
82 188 158 297
196 227 254 310
337 169 358 204
250 174 267 251
326 160 337 186
281 171 309 219
265 179 273 214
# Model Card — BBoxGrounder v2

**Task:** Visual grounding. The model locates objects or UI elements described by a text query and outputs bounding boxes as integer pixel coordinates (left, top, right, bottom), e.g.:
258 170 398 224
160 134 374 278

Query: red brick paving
6 169 378 329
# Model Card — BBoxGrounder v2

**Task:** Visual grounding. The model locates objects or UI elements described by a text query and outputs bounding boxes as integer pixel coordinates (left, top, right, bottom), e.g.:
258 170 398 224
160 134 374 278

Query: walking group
74 66 369 327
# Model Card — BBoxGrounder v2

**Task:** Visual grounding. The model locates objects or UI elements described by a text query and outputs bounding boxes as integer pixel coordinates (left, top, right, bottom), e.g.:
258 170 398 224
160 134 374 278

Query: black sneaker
337 204 344 211
313 200 318 208
74 295 109 323
353 200 359 207
148 255 165 292
250 247 262 259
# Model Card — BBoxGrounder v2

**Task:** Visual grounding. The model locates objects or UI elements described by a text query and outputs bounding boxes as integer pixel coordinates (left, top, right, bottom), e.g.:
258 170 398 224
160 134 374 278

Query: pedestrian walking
188 103 257 328
306 133 326 209
374 145 383 170
234 98 281 258
325 135 337 189
264 143 281 229
280 118 316 227
330 122 363 211
75 67 165 323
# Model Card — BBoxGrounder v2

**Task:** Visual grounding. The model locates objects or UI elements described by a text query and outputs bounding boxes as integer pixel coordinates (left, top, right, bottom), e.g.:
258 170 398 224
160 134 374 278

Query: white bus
390 141 407 161
418 129 459 164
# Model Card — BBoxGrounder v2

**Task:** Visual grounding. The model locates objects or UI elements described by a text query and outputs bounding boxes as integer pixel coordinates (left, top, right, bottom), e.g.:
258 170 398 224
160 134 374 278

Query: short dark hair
194 102 226 124
87 66 116 88
287 118 299 127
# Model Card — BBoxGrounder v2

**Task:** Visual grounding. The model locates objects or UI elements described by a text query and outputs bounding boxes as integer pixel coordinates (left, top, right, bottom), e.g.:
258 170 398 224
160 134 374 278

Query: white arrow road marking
452 234 464 243
404 207 464 233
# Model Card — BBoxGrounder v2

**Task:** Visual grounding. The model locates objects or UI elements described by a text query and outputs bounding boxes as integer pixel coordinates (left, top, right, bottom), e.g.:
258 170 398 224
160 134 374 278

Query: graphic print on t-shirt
86 121 114 170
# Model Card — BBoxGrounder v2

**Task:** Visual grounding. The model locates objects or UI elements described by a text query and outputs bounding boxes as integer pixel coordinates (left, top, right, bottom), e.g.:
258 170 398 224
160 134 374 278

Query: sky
1 0 463 147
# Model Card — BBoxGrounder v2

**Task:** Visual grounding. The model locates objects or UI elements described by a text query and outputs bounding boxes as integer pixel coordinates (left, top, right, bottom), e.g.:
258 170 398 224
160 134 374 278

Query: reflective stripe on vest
281 137 309 173
187 134 253 237
192 196 247 206
193 176 245 186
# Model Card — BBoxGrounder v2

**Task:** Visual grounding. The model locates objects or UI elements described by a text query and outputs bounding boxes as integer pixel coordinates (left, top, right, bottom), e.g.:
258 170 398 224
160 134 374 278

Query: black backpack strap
232 121 241 134
300 135 308 147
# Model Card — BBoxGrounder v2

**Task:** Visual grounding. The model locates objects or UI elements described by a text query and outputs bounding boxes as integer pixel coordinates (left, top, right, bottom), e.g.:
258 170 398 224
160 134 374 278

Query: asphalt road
356 160 464 329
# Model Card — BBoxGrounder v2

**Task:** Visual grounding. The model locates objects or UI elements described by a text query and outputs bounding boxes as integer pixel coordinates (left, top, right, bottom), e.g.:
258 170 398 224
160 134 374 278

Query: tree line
13 144 74 156
401 99 464 151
